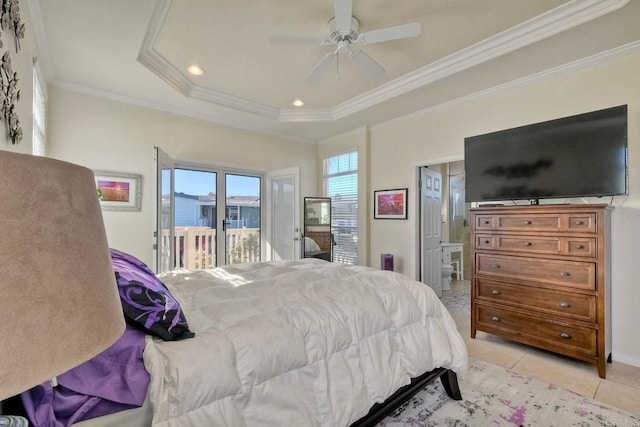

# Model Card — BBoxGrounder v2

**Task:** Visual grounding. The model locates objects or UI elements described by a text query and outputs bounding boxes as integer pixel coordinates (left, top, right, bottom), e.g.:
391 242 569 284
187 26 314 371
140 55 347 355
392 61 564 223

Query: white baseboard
612 352 640 369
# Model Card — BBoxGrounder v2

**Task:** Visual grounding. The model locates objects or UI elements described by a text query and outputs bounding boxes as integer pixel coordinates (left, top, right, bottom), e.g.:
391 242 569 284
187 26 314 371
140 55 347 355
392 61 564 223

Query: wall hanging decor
374 188 408 219
0 0 24 145
94 170 143 212
2 0 25 53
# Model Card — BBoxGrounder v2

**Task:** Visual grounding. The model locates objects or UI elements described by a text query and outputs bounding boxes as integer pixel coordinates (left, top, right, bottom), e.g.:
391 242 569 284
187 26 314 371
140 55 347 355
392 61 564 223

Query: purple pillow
110 248 194 341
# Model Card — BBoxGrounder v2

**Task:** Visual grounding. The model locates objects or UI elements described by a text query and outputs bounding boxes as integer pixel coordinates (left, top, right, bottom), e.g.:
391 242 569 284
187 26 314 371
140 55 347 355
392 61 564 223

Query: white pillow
304 237 321 253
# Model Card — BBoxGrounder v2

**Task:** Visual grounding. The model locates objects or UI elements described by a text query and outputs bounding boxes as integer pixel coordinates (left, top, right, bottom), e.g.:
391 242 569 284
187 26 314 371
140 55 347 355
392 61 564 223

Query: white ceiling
34 0 640 143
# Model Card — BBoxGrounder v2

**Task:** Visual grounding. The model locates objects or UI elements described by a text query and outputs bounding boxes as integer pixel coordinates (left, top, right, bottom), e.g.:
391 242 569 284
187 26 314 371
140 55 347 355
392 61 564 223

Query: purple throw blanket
21 325 149 427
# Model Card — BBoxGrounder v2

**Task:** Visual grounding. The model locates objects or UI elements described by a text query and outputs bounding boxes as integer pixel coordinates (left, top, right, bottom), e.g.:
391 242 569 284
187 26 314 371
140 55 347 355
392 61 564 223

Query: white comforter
145 259 468 427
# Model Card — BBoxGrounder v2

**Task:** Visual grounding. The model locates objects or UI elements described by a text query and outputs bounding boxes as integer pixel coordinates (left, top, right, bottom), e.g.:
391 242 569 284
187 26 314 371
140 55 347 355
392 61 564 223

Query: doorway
418 160 470 295
156 162 264 271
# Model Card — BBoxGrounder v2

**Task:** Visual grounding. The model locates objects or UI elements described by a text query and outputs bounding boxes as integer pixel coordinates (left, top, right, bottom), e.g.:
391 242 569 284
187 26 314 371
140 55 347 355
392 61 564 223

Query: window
324 151 358 264
33 63 46 156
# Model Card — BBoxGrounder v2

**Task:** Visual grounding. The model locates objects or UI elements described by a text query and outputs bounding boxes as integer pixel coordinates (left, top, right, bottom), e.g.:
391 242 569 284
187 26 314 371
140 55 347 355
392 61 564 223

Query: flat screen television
464 105 628 203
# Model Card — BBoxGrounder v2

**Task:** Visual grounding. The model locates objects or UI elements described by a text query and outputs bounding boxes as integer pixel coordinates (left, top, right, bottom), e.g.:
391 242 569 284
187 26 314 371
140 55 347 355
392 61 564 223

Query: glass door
158 160 264 269
224 173 261 265
154 147 174 274
174 169 217 269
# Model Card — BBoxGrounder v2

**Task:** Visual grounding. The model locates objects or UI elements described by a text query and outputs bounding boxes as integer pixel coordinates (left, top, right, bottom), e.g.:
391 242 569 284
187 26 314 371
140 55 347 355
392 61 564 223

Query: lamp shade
0 151 125 400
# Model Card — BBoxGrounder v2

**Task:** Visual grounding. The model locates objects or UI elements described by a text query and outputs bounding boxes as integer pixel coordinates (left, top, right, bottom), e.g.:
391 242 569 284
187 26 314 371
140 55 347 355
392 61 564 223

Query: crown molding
25 0 54 82
137 0 192 96
189 85 280 120
373 40 640 131
279 108 335 122
331 0 631 120
51 80 317 145
138 0 630 123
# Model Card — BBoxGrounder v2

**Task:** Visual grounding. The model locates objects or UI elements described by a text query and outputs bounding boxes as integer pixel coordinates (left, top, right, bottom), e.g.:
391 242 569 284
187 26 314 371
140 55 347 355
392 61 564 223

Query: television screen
465 105 627 203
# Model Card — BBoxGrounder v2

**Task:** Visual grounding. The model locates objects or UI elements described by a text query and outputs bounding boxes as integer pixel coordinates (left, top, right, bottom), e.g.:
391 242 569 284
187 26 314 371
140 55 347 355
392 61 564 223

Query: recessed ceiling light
292 99 304 107
188 65 205 76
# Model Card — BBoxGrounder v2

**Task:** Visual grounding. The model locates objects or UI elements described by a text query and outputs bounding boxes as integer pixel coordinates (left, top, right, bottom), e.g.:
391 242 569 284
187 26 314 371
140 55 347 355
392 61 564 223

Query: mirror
303 197 332 261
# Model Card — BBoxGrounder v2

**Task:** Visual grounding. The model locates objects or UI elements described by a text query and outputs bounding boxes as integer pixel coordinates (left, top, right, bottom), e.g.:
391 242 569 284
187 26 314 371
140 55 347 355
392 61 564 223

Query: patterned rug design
378 358 639 427
440 281 470 313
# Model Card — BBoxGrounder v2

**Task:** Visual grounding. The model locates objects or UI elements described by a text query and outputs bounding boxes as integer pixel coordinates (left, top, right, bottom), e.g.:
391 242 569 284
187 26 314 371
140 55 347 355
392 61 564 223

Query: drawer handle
523 220 532 225
483 220 490 225
523 242 532 246
491 289 501 295
491 316 501 322
483 240 491 244
491 264 501 269
559 333 571 339
575 220 584 225
575 244 585 249
559 302 571 308
559 271 571 277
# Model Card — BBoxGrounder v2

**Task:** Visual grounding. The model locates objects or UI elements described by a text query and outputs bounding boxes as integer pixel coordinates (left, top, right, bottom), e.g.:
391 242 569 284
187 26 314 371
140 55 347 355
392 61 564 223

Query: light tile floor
443 279 640 417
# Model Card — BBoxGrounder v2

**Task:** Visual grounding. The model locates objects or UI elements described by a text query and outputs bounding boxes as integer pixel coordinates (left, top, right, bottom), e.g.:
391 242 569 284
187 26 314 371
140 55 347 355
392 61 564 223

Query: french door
154 147 174 274
155 151 271 270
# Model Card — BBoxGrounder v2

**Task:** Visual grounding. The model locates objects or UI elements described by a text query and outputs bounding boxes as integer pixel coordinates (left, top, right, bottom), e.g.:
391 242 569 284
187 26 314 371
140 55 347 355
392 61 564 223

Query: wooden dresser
470 204 612 378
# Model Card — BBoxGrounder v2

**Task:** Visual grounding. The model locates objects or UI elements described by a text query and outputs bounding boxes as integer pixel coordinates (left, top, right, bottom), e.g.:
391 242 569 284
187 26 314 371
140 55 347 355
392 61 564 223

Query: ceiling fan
271 0 421 81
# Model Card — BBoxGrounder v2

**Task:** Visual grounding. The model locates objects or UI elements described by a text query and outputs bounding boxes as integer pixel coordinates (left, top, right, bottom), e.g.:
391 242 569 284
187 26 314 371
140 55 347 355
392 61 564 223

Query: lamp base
0 416 28 427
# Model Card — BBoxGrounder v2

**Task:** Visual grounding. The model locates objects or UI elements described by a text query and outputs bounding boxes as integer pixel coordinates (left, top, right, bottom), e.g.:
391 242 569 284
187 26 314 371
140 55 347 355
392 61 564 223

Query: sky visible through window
175 169 260 196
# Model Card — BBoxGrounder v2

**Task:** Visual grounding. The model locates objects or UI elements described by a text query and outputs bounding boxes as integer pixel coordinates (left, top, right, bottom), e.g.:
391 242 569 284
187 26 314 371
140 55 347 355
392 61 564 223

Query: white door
266 167 300 260
421 167 443 297
154 147 174 274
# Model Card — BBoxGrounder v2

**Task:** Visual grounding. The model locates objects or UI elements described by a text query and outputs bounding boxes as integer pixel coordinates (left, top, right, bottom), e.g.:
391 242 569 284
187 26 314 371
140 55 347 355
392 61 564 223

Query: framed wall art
374 188 408 219
94 170 142 211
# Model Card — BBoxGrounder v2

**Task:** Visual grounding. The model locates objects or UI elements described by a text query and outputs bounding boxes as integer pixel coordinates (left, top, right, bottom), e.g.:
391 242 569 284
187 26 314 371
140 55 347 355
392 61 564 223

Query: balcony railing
162 227 260 270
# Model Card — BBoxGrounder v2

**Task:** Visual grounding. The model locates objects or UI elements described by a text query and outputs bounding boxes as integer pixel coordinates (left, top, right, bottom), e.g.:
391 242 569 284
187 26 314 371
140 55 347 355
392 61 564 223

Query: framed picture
94 170 142 211
374 188 408 219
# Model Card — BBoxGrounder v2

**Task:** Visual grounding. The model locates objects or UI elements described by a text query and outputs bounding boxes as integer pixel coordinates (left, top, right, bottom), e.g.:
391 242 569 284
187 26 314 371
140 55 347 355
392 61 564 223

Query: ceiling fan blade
358 22 421 44
305 52 336 81
270 35 327 45
350 49 385 78
333 0 353 34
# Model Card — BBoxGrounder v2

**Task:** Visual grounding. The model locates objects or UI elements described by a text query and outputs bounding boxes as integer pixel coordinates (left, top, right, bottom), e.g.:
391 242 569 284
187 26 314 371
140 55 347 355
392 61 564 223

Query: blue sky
175 169 260 196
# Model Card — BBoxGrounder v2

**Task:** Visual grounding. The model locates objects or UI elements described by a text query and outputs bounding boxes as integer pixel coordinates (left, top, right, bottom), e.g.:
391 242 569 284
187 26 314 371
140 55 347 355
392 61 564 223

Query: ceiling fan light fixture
188 65 205 76
271 0 421 81
292 99 304 107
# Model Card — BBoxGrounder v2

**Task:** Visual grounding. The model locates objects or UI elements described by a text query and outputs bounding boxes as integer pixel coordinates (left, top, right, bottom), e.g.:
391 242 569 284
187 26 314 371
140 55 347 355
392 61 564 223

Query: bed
22 253 467 427
303 235 332 261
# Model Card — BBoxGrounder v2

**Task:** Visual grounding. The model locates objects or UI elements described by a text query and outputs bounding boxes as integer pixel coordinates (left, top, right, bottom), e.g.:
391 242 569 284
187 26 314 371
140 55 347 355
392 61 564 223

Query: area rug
440 286 470 313
378 358 639 427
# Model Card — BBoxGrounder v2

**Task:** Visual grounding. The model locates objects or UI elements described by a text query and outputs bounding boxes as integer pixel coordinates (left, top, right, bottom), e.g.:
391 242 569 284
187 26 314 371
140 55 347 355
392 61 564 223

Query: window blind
324 152 358 264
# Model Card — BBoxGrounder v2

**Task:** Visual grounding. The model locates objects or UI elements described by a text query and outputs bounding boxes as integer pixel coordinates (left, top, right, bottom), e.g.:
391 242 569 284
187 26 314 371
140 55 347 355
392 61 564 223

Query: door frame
414 155 463 282
154 146 174 274
171 159 266 266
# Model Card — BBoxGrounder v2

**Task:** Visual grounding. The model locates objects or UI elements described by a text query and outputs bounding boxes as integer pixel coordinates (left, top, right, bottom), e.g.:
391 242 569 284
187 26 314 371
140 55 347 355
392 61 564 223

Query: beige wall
47 87 317 266
367 52 640 366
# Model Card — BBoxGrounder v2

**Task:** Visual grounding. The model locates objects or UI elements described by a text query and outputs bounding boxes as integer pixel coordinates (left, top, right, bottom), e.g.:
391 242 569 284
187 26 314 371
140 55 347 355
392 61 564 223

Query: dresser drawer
476 303 596 356
566 238 596 257
496 235 562 254
567 214 597 233
475 279 596 321
475 213 596 233
476 253 595 290
475 235 596 258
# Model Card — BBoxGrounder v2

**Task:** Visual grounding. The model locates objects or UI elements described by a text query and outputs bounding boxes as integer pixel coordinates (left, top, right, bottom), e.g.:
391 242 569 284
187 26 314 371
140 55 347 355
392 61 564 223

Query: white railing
163 227 260 270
